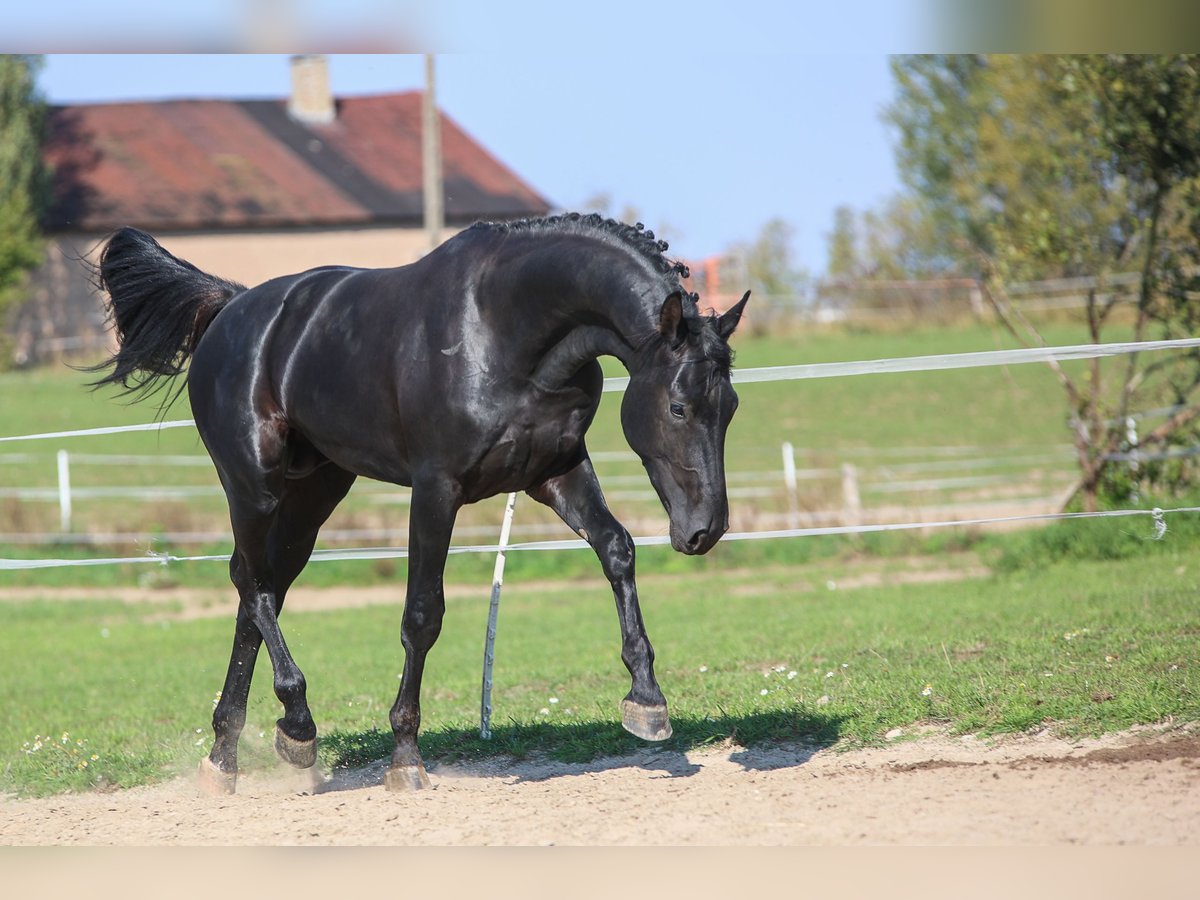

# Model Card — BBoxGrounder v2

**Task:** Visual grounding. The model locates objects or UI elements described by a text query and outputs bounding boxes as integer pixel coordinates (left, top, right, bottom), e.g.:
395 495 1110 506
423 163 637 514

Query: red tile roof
43 92 551 232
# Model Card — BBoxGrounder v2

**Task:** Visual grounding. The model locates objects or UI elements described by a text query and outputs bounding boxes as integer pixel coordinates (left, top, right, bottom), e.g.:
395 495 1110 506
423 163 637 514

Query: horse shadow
314 709 844 793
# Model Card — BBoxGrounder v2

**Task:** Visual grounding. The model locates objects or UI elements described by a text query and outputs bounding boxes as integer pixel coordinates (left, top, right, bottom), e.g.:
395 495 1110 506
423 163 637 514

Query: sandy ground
2 724 1197 846
3 574 1197 846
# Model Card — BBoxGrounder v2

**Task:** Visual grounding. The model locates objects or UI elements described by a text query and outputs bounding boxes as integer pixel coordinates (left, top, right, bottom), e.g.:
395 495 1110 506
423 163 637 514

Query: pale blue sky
37 52 903 276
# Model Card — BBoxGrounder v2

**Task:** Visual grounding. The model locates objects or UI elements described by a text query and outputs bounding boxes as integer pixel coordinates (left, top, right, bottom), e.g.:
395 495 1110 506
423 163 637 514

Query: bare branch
977 267 1084 410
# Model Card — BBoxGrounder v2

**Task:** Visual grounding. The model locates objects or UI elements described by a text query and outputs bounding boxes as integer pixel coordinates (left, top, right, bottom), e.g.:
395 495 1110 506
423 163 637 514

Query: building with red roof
13 56 551 365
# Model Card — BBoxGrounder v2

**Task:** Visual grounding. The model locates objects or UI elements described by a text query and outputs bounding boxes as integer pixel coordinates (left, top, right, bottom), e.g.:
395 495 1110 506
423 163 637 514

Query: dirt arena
2 723 1196 845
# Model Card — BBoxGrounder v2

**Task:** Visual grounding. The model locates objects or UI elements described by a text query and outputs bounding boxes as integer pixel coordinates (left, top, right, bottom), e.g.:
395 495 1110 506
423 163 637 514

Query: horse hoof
384 764 431 792
621 699 673 741
274 725 318 769
197 757 237 796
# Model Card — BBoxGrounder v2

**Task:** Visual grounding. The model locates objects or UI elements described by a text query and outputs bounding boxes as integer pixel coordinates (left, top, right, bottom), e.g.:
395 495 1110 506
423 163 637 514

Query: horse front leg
385 478 461 792
528 456 672 741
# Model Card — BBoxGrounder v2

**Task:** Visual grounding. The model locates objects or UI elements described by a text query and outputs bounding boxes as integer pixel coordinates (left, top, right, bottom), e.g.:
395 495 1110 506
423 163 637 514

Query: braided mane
472 212 692 281
474 212 734 375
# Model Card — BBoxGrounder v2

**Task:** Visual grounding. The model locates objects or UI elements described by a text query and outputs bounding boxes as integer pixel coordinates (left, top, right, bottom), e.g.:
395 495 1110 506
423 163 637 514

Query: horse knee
401 596 445 652
601 528 636 581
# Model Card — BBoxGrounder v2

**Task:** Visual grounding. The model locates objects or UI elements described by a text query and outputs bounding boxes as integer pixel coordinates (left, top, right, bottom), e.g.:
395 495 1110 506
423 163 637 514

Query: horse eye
669 402 685 419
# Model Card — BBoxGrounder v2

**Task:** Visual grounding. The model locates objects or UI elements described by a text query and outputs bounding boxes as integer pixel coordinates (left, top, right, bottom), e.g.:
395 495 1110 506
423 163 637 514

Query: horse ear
717 290 751 340
658 291 688 347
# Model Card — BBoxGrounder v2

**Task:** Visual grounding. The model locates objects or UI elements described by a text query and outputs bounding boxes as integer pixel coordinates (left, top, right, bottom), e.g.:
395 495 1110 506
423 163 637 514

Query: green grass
2 542 1196 797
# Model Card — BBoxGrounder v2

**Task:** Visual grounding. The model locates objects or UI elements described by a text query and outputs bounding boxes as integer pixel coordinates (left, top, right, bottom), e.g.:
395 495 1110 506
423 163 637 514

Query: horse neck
522 237 665 387
558 237 667 339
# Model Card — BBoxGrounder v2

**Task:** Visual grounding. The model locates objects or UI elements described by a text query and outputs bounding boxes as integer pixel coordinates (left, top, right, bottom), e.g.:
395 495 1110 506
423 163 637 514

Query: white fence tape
0 419 195 444
598 337 1200 391
1 505 1191 571
4 337 1200 444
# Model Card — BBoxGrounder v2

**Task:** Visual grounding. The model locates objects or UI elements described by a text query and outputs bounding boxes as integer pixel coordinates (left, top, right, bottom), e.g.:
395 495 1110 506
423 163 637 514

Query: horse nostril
686 529 709 552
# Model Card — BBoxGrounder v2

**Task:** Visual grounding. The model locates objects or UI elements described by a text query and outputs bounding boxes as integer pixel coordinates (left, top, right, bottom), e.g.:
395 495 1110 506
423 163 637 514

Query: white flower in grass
825 671 835 679
787 671 797 680
921 684 933 697
549 697 559 704
698 665 708 673
760 688 769 696
539 708 550 716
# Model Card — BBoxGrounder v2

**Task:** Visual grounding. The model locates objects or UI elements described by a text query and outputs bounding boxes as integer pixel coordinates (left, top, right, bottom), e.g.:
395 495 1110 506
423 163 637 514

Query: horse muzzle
670 515 728 555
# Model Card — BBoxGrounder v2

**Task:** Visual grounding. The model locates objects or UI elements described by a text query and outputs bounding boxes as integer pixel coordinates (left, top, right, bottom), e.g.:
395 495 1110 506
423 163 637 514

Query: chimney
288 55 335 125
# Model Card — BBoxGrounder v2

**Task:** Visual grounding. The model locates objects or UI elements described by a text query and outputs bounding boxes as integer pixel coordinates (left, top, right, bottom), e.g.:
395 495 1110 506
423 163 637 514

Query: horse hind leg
267 463 356 774
200 495 287 797
200 452 354 795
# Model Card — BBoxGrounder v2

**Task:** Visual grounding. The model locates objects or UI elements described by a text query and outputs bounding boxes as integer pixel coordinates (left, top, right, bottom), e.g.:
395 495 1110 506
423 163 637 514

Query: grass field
4 319 1195 798
2 529 1196 797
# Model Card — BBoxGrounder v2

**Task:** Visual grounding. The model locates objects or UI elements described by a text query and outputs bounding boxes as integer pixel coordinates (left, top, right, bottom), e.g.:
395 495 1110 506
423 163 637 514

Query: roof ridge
51 90 426 111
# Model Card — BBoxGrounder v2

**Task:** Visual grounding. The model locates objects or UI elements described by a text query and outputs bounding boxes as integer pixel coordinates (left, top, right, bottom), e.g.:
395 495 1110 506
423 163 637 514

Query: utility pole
422 54 444 253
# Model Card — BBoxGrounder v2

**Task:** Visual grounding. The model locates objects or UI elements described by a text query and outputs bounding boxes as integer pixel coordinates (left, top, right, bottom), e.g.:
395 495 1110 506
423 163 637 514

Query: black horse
92 213 749 794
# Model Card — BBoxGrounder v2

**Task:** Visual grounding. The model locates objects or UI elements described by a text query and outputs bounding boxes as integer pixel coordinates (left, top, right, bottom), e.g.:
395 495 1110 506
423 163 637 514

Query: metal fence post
480 491 518 739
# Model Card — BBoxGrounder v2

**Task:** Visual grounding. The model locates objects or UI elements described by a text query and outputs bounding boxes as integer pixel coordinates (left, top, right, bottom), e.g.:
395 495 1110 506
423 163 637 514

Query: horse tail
88 227 245 401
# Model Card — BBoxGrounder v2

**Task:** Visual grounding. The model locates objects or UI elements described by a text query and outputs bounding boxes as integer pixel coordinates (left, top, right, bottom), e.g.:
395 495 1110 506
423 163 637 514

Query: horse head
622 289 750 555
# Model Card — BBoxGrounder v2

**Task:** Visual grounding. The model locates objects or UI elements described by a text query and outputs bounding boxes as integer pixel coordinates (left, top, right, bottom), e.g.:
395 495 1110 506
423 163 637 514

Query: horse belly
463 414 589 501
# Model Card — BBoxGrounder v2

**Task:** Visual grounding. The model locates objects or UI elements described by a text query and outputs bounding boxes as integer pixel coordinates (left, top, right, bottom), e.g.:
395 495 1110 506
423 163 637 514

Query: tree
884 54 991 274
0 55 48 322
825 205 860 278
827 195 947 282
727 217 807 302
887 54 1200 510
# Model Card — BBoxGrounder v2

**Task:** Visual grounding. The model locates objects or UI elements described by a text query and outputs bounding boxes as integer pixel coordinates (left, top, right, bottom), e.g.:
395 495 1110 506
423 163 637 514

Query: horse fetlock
197 756 238 796
274 723 318 769
621 698 673 741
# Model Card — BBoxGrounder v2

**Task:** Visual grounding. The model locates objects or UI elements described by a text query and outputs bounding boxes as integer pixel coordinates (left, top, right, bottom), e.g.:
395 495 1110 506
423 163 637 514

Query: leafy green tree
825 204 860 278
0 55 48 322
885 54 1200 510
884 54 991 274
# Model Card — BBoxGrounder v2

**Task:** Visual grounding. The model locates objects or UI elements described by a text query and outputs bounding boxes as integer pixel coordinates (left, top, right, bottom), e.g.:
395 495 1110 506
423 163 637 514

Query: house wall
149 224 453 288
9 224 458 367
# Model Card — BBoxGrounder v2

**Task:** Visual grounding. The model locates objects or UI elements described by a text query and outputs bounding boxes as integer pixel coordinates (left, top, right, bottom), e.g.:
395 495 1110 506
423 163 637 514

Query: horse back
188 245 599 494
